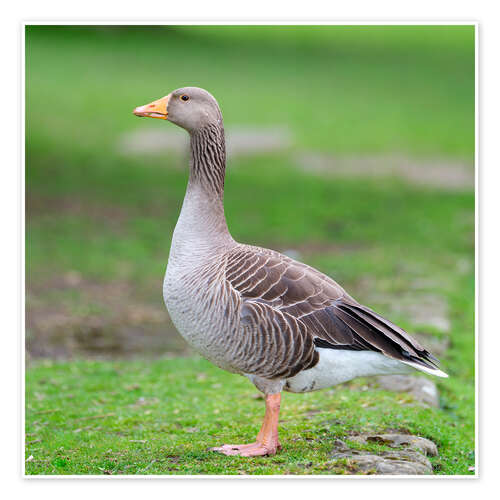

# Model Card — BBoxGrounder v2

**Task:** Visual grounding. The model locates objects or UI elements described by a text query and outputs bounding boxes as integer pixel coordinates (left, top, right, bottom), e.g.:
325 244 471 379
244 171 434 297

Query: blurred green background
25 26 475 475
26 24 474 359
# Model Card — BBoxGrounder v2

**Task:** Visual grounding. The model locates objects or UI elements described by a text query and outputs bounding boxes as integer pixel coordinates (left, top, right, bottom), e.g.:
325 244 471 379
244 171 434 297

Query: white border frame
20 21 478 480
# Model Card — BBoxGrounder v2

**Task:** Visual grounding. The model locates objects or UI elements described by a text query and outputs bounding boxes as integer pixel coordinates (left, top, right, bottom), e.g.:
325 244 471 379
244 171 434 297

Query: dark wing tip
314 299 442 371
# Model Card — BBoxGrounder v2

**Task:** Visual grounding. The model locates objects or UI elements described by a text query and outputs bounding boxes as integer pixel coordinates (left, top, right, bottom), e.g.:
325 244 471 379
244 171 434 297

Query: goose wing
225 245 440 379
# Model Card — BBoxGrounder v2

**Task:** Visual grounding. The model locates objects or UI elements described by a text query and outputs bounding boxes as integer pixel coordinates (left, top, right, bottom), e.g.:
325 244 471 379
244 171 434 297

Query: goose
133 87 448 457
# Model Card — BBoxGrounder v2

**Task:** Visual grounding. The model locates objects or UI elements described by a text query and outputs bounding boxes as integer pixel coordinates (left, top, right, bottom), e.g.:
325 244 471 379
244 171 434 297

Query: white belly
284 348 413 393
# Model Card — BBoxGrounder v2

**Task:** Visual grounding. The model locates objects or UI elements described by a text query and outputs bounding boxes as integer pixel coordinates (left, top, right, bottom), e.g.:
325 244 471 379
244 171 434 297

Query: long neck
189 123 226 198
171 123 234 257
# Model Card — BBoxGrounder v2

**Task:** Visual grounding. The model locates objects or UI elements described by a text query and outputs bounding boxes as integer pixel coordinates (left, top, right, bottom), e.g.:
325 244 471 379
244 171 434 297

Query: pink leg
210 393 281 457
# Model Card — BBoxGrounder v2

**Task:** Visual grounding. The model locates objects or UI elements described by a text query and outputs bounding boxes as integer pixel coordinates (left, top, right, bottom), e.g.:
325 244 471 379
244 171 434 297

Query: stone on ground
376 375 440 407
330 433 438 475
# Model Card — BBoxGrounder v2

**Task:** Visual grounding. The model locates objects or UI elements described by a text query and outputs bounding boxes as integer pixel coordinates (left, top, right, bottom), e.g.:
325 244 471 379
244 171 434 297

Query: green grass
25 26 475 475
25 164 475 474
25 329 474 476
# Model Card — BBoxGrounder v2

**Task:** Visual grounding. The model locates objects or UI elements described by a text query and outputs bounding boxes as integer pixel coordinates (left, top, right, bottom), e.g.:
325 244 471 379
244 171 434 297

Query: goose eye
180 95 189 102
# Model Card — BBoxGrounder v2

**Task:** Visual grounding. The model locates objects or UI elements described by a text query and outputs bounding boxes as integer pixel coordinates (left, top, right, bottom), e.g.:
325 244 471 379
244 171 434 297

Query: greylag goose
133 87 447 457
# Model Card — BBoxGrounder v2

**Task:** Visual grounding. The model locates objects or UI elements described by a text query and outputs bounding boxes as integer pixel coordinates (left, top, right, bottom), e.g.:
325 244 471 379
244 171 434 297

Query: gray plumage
137 86 447 398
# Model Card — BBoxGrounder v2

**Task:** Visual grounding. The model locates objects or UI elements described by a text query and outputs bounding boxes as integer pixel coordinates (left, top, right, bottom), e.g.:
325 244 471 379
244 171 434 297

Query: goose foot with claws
210 442 281 457
211 393 281 457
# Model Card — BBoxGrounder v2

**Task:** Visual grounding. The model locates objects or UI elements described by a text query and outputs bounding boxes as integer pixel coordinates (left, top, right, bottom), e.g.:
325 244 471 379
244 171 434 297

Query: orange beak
133 94 170 119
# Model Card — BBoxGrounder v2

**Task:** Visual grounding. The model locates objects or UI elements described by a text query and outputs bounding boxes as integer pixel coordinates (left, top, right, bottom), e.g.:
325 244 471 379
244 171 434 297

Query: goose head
133 87 222 132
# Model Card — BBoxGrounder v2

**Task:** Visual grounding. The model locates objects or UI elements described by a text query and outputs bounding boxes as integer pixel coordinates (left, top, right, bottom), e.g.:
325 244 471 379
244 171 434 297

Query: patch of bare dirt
118 126 293 159
26 193 130 230
296 152 474 190
26 272 191 361
118 126 473 192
